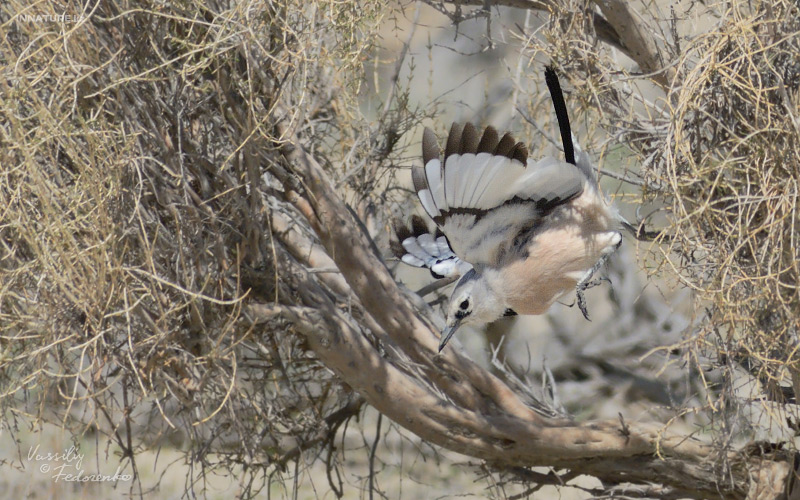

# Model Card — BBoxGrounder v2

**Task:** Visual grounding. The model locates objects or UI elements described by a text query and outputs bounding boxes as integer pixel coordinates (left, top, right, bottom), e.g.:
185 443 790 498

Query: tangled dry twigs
658 10 800 412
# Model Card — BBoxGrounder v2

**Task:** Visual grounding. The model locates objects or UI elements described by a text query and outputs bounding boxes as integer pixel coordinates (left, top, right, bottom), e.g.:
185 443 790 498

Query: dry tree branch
591 0 672 88
427 0 672 89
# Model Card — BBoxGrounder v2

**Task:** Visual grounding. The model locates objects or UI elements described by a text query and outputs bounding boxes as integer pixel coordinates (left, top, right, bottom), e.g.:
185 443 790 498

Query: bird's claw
575 277 612 321
576 288 591 321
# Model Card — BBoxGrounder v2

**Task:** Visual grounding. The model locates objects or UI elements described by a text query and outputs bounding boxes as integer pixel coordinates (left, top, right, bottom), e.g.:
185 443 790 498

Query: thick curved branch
249 269 787 499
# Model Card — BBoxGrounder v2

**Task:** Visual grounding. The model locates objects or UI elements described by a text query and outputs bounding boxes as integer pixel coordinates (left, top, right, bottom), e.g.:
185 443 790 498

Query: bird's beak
438 319 462 353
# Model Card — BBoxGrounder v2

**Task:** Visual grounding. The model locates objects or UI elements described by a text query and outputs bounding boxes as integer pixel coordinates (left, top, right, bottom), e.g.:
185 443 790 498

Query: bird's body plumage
395 67 622 351
410 122 619 315
486 189 621 316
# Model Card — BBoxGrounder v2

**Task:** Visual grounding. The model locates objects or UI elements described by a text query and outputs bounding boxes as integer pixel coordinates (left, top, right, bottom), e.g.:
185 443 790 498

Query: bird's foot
575 277 612 320
574 231 622 321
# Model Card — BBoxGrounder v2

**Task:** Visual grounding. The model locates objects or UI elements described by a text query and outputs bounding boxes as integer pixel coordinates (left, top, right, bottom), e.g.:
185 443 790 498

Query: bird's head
439 269 510 352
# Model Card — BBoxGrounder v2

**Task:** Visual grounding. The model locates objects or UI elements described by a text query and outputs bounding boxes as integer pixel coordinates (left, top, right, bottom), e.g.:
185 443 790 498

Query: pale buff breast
491 189 618 315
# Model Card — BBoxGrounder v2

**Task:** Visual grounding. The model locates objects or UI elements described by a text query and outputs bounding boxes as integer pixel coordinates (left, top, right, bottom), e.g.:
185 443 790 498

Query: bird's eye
459 300 469 310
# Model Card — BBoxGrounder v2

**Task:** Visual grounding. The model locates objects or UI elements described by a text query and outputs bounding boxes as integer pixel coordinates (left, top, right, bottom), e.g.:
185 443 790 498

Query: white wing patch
424 158 445 215
411 123 589 267
398 233 471 278
470 156 525 210
426 153 527 213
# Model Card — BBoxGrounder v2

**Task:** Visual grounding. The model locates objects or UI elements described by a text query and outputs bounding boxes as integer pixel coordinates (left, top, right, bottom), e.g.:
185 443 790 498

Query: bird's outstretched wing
391 215 472 279
411 123 588 267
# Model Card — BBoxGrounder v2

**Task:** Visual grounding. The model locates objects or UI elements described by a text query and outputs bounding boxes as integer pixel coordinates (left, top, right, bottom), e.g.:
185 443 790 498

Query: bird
395 67 622 352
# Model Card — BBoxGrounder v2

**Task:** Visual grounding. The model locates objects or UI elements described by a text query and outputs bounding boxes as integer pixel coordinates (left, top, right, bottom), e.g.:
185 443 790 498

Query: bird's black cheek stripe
455 310 469 320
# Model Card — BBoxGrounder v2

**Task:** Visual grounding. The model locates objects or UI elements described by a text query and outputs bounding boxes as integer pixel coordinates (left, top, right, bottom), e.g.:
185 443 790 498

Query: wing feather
411 122 590 267
494 132 516 157
412 166 439 218
515 157 584 210
444 123 463 159
444 153 460 208
416 232 440 255
452 153 477 206
422 127 440 165
459 152 494 207
470 156 525 209
424 158 446 211
459 122 479 154
476 126 499 154
392 216 471 279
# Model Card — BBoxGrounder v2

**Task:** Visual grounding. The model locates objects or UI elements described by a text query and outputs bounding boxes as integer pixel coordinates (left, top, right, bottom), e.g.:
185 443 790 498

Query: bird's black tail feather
545 66 575 166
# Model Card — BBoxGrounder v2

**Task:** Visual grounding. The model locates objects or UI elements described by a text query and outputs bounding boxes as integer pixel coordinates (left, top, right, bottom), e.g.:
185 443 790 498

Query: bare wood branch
430 0 672 89
279 130 538 420
592 0 673 89
270 209 350 298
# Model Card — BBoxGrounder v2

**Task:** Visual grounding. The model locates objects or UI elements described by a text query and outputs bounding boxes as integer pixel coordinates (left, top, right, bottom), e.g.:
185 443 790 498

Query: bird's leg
576 232 622 320
576 273 608 321
579 276 612 291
